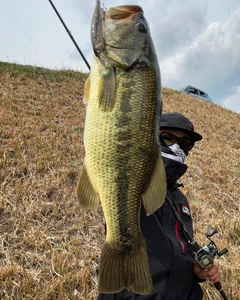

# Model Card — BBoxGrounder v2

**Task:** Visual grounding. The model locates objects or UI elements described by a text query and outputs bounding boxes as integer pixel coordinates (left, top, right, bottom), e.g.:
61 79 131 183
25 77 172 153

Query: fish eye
137 22 147 33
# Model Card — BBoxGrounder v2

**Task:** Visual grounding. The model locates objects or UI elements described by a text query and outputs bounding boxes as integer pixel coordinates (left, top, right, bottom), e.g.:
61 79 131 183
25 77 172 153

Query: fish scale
76 1 166 295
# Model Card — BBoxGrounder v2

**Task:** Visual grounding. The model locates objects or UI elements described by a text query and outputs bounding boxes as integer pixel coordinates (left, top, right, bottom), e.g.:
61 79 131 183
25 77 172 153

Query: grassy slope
0 62 239 300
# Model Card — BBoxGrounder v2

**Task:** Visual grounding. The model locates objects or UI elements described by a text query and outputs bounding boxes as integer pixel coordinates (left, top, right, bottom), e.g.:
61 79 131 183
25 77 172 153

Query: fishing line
7 0 56 96
7 0 40 65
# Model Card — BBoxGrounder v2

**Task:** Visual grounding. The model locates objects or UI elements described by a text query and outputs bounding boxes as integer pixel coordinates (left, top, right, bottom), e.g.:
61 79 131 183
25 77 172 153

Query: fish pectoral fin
98 239 153 295
83 75 90 105
142 152 167 216
98 66 116 111
76 164 99 210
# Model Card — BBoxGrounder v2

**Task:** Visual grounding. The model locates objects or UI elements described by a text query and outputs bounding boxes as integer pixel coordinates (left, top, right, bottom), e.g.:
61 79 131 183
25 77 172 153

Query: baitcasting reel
193 228 228 270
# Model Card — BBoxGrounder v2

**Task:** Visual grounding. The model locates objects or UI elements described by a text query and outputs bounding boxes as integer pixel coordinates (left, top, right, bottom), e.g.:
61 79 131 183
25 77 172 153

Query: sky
1 0 240 113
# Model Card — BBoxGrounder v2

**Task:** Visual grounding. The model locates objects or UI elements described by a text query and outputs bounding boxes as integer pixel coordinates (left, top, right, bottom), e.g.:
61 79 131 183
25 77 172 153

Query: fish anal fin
98 66 116 111
142 152 166 216
76 164 99 210
98 239 153 295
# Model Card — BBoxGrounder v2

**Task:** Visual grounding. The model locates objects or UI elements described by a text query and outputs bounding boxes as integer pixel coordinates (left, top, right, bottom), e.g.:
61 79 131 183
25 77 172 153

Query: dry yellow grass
0 62 239 300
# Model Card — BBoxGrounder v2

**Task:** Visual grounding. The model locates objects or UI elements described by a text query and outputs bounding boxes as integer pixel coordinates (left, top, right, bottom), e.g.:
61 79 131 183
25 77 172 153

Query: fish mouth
91 1 143 57
91 0 104 57
106 5 143 20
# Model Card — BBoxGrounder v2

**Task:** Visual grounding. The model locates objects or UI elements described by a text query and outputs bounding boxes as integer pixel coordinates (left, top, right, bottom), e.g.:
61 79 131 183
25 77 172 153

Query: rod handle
213 282 229 300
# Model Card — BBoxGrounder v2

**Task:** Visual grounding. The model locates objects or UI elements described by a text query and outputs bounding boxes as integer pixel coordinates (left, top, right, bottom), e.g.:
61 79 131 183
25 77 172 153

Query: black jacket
97 157 203 300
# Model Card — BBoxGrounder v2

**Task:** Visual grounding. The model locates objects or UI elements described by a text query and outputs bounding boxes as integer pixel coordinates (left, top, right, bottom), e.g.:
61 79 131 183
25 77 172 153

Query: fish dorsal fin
83 75 90 105
142 152 166 216
98 66 116 111
76 163 99 210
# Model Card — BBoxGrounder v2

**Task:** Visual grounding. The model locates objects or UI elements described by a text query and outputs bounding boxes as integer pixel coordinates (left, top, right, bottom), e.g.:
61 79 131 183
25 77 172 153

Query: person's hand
193 262 221 283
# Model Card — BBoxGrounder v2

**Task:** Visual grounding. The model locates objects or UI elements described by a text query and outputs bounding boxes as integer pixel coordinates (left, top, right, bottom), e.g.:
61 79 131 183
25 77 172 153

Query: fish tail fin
76 164 99 210
98 239 153 295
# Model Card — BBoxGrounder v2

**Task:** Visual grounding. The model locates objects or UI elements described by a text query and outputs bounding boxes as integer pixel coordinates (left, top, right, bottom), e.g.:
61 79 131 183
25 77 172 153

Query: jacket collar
162 156 188 187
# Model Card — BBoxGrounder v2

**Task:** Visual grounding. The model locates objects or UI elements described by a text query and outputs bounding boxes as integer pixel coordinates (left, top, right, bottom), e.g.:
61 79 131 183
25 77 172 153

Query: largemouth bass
77 0 166 295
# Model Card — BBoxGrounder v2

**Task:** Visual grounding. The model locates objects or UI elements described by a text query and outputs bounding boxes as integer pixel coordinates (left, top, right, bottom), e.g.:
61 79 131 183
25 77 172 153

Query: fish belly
82 63 162 294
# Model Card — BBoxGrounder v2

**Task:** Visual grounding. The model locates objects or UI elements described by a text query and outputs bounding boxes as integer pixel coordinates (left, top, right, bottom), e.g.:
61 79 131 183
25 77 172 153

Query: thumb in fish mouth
106 5 143 20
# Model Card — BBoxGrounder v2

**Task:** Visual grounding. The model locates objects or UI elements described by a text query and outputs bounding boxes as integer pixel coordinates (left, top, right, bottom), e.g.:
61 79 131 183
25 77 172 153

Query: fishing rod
48 0 91 70
165 192 229 300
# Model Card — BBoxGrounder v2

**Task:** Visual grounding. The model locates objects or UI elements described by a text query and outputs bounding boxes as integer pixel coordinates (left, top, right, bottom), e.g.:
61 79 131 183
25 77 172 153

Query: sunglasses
160 132 194 154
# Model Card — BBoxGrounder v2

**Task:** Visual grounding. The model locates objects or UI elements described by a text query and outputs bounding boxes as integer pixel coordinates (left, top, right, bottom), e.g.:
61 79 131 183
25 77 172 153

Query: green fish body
77 2 166 295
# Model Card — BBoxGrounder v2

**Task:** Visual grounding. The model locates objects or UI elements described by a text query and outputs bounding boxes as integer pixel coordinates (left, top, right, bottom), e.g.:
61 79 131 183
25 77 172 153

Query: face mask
161 143 187 163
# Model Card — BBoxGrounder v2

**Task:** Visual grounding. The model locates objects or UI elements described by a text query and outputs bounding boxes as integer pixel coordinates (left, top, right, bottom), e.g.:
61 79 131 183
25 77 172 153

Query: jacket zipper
175 219 185 252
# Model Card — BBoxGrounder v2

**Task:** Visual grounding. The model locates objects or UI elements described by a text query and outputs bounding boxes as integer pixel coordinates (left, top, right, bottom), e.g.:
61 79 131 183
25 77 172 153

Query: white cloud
160 6 240 110
149 0 207 58
222 86 240 113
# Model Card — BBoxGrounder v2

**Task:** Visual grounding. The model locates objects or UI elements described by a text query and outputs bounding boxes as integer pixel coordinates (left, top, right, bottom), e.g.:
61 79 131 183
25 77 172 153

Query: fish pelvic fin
98 240 153 295
76 164 99 210
142 151 166 216
98 65 116 111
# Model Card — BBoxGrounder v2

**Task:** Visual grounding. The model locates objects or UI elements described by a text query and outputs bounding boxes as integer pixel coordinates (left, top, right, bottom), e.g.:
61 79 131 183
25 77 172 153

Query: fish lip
91 2 144 58
91 0 105 57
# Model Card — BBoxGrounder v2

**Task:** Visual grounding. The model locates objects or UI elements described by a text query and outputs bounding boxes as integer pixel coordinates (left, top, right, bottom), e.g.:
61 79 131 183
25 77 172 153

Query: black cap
160 112 202 142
